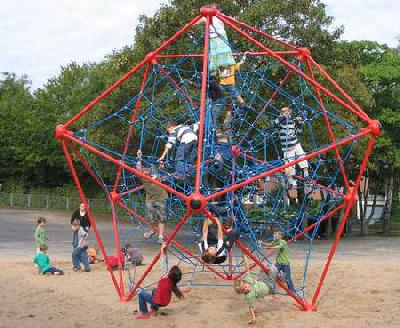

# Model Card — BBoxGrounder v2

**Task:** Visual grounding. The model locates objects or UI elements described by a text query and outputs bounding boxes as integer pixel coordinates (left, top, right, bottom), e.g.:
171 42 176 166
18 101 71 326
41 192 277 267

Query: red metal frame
56 6 380 311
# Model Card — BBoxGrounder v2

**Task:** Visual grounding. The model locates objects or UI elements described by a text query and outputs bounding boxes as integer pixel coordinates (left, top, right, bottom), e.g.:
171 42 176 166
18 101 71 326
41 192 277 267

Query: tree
0 73 34 187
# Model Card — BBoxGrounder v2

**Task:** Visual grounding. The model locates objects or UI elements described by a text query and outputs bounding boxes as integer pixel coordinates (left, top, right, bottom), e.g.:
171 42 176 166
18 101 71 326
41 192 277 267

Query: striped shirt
166 122 199 149
273 115 304 151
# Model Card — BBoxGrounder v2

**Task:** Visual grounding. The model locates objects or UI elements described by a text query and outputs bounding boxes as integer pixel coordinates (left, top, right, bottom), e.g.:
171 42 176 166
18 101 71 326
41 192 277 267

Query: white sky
0 0 399 91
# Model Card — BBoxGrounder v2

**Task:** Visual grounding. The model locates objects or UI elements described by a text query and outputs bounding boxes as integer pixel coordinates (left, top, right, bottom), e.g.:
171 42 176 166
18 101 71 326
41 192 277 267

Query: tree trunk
383 167 394 236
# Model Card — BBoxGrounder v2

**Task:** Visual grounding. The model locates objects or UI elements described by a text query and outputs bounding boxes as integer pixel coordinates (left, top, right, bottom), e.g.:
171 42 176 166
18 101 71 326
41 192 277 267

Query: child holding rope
158 121 199 179
136 242 184 320
264 230 296 293
272 106 309 199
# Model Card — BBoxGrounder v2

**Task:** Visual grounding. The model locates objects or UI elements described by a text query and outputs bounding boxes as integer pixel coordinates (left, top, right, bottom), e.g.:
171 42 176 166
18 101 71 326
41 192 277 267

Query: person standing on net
136 149 168 244
158 121 199 179
272 106 309 199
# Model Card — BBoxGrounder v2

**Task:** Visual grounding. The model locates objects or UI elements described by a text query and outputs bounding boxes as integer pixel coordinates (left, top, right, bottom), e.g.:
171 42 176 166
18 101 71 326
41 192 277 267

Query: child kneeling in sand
234 256 277 325
136 242 184 320
33 245 64 275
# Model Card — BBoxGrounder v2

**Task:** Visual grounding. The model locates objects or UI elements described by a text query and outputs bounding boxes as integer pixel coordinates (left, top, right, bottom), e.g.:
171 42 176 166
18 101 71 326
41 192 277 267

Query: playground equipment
55 6 380 311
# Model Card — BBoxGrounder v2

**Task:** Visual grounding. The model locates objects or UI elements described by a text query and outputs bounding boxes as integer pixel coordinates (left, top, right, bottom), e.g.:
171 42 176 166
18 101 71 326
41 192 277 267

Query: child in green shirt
234 256 277 325
33 245 64 275
264 230 296 293
34 217 48 253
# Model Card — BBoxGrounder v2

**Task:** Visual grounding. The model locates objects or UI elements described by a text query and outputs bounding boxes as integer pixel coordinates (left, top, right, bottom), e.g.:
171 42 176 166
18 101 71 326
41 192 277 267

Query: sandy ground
0 208 399 328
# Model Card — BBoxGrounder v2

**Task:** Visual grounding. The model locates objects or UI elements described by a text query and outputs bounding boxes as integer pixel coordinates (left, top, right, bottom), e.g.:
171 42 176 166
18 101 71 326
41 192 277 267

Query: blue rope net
67 25 366 299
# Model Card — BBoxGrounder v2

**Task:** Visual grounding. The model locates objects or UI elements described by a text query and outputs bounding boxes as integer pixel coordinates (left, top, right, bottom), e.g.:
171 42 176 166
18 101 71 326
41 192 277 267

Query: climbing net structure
56 6 380 310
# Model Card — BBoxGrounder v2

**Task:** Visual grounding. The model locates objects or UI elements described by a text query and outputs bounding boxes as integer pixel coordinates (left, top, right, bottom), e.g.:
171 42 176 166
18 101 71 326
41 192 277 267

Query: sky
0 0 399 91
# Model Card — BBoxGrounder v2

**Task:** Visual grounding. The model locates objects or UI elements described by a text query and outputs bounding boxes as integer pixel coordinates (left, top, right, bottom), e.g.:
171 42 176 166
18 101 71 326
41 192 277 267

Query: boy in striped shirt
272 107 309 198
158 121 199 179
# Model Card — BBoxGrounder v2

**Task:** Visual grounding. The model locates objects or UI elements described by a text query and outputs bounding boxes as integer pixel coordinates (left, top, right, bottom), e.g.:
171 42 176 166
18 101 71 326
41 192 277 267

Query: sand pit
0 209 399 328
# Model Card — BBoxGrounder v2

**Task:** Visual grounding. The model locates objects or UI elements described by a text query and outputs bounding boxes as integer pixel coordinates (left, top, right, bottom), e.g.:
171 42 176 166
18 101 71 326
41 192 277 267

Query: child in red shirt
136 243 183 320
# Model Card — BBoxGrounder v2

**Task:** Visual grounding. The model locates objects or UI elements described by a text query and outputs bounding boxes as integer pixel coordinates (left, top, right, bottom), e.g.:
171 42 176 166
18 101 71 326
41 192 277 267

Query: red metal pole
304 57 351 192
118 201 229 280
61 140 122 298
64 134 188 200
64 15 202 129
235 239 306 309
309 57 370 121
216 13 369 125
312 137 376 305
241 150 344 198
122 210 193 302
156 64 197 108
71 147 127 297
112 63 151 193
156 51 298 59
195 14 211 193
218 12 297 50
207 129 371 201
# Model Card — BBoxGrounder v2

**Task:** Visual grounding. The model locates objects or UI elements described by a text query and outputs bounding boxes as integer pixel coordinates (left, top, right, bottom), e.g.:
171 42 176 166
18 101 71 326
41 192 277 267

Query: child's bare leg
236 96 244 104
158 223 165 238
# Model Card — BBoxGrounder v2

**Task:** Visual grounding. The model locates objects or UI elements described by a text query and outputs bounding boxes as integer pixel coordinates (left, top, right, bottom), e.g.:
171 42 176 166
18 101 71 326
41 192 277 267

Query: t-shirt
272 239 290 265
243 273 270 308
34 226 47 248
33 252 52 273
141 179 168 203
71 209 91 231
77 227 88 248
219 63 240 86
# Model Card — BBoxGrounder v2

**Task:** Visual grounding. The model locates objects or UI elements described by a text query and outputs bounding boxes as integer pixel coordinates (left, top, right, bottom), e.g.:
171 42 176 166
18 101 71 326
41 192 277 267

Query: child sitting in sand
234 256 277 325
136 242 184 320
125 243 143 266
33 245 64 275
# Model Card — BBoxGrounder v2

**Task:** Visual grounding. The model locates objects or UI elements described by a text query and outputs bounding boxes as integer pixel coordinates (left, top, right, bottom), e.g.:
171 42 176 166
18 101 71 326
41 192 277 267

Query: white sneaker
144 230 155 239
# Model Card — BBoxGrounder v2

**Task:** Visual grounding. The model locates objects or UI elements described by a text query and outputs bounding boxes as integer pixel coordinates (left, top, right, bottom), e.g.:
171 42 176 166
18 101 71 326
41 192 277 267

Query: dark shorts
146 201 166 224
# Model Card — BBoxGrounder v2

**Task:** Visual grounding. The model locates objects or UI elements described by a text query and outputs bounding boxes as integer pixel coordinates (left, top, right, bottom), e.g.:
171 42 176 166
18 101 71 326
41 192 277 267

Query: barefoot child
33 245 64 275
34 217 48 254
234 256 277 325
136 243 184 320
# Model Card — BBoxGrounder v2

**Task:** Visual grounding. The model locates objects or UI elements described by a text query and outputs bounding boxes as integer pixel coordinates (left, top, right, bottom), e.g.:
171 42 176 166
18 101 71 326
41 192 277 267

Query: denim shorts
220 84 241 98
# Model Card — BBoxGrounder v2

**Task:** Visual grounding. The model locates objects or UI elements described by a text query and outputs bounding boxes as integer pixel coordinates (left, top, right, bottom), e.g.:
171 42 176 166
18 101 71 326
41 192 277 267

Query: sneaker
157 235 164 244
144 230 155 239
73 267 81 272
135 312 151 320
149 309 158 317
84 268 91 272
